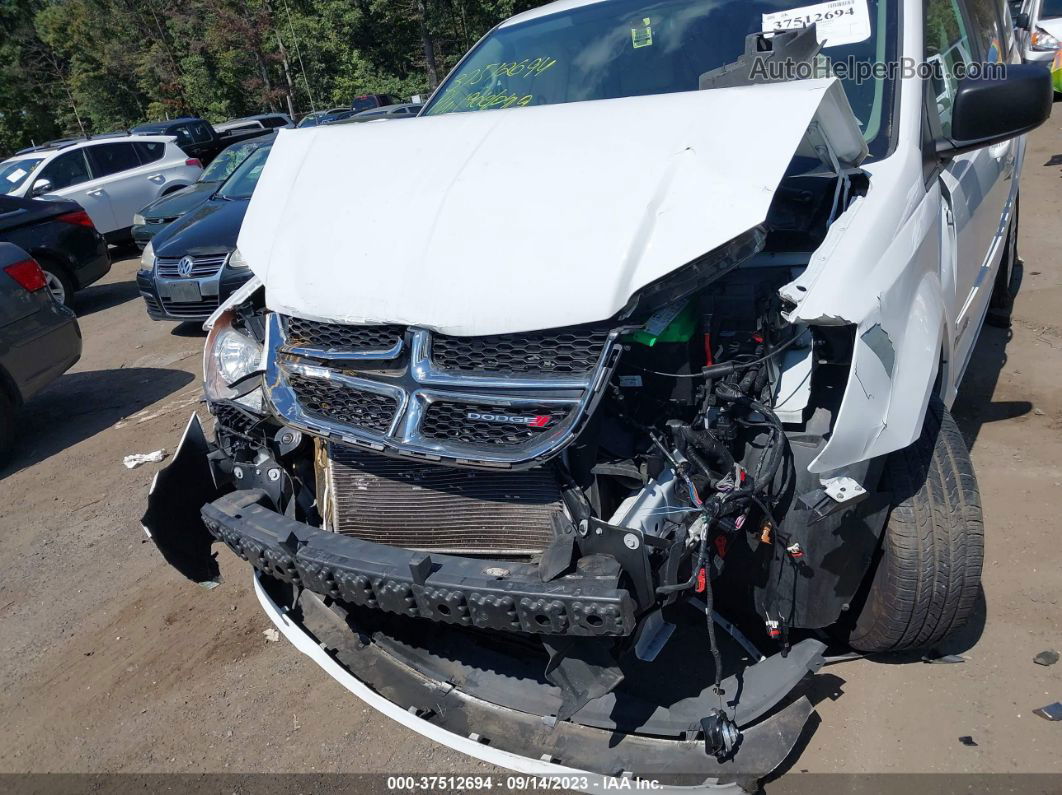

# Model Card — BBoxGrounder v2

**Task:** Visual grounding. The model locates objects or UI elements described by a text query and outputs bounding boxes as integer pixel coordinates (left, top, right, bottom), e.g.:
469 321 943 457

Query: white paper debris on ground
123 450 168 469
263 628 280 643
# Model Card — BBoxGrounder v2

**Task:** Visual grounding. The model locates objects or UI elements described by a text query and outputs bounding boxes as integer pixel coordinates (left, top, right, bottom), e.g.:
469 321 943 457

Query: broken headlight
204 309 264 406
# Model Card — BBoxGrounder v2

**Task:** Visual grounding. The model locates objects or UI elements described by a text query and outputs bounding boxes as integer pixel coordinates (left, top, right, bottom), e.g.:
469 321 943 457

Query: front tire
849 398 984 653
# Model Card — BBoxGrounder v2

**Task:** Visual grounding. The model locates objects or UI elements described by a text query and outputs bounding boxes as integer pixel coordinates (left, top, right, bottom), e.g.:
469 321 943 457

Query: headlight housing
138 241 155 274
227 248 249 269
132 213 146 226
1032 26 1061 51
204 310 264 403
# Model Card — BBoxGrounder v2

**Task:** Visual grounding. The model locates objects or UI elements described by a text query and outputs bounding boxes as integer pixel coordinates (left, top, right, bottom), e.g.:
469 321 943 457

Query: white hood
240 78 865 336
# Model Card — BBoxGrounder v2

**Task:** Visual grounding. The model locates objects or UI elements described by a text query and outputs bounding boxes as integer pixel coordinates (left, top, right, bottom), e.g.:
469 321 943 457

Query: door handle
148 173 165 182
87 189 105 196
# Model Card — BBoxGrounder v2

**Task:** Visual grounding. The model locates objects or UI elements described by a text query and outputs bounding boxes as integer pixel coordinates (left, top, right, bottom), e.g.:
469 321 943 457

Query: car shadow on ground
0 366 195 479
950 323 1031 452
73 280 141 317
170 321 208 338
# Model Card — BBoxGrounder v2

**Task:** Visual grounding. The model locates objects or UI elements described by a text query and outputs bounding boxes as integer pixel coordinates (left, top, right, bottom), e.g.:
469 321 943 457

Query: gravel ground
0 120 1060 784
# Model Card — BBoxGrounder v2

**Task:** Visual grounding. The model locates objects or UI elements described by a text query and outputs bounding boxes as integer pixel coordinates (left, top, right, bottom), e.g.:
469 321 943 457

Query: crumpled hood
240 78 865 336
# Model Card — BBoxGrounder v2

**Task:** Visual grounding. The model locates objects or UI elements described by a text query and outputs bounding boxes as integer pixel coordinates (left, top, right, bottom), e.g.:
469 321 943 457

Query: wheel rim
43 271 66 304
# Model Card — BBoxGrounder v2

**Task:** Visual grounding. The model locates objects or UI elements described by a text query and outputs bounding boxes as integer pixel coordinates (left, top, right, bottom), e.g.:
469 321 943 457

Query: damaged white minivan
144 0 1053 786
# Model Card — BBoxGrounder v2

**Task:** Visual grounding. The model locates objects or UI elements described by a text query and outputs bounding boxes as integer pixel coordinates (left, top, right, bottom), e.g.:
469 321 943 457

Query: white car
0 135 202 242
145 0 1053 786
1011 0 1062 61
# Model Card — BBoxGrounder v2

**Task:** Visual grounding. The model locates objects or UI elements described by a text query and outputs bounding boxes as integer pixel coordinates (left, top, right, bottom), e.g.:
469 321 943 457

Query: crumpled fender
781 156 950 474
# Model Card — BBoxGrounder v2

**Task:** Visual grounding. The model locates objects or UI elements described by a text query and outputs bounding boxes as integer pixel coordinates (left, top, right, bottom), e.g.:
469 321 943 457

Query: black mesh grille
285 317 403 352
289 375 396 433
421 403 571 448
431 325 610 374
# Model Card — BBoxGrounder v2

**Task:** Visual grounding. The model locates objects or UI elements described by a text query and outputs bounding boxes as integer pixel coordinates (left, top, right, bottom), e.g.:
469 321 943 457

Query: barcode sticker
762 0 871 48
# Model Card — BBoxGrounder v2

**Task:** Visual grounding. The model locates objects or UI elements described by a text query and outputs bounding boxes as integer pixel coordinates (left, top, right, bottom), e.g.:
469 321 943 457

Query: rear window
261 116 288 128
192 122 214 143
134 141 165 163
351 95 382 112
86 142 141 177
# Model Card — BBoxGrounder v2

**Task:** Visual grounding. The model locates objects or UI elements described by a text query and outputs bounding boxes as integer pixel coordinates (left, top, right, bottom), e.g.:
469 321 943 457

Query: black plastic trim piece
202 490 638 637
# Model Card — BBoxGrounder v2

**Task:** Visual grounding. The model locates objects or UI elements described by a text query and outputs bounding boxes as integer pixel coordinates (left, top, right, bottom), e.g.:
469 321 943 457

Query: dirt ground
0 120 1060 785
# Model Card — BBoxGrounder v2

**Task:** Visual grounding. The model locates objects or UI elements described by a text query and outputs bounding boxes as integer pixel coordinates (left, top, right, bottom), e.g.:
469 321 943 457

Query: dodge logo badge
176 256 195 278
467 411 552 428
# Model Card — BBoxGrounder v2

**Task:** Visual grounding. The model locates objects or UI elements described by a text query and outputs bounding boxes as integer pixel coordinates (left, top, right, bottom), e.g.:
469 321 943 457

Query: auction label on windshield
762 0 871 48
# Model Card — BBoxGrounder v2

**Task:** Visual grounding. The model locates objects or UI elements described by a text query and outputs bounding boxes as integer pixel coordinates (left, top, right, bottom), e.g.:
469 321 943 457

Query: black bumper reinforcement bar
202 490 639 637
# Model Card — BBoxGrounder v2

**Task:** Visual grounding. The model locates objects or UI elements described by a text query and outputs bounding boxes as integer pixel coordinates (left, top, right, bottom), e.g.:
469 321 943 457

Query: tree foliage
0 0 547 155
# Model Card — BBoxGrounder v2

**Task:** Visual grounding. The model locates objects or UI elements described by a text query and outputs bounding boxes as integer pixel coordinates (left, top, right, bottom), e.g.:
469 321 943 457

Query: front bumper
137 267 253 322
204 489 637 636
144 413 824 785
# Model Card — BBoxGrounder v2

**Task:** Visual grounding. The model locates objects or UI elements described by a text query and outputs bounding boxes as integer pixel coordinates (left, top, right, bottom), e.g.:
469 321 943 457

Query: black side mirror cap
1015 11 1031 30
936 63 1053 159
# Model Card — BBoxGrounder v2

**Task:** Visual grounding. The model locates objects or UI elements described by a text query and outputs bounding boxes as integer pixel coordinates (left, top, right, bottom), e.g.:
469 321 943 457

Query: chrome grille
156 253 228 278
421 402 572 448
431 326 610 374
286 318 403 354
327 445 560 555
289 374 397 433
266 313 621 470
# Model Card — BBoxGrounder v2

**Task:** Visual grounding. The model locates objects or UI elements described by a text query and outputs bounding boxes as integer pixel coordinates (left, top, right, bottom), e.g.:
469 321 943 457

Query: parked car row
137 142 271 321
132 134 276 250
0 136 200 246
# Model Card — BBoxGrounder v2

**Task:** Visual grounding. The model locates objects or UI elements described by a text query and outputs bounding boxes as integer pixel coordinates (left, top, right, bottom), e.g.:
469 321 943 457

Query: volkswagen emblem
176 256 195 278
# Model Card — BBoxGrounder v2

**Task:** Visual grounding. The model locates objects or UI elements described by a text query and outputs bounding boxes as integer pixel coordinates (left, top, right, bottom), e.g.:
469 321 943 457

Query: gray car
0 242 82 463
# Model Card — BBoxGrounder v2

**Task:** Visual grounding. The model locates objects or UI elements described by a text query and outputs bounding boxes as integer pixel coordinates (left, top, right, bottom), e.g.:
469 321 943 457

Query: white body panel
240 79 865 336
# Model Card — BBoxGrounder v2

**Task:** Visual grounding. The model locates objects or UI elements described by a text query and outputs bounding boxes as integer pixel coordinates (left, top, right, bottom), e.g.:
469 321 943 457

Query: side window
192 123 213 143
134 141 165 164
37 150 92 190
926 0 976 137
86 143 141 178
262 116 287 128
965 0 1007 61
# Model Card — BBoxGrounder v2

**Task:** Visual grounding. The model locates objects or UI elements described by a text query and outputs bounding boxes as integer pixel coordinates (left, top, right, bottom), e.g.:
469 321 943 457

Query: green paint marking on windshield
631 18 654 48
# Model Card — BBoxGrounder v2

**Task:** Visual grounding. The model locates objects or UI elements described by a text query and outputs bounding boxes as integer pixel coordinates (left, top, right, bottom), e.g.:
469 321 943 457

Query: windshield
0 158 44 195
1042 0 1062 18
200 142 261 183
424 0 898 157
216 146 271 200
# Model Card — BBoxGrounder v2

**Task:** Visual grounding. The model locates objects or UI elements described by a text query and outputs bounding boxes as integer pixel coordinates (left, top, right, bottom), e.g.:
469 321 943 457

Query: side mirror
1015 12 1031 31
30 178 53 197
937 63 1053 159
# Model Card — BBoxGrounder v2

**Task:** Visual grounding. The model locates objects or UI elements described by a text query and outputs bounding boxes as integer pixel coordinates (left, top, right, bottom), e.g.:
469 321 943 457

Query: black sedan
137 144 270 322
0 194 110 307
0 242 82 462
131 134 275 250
